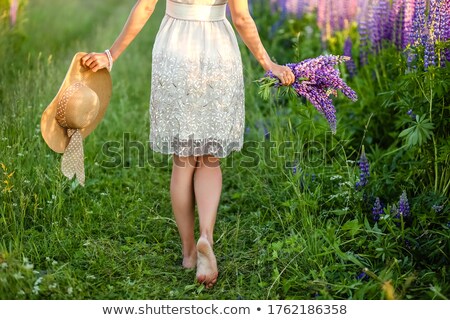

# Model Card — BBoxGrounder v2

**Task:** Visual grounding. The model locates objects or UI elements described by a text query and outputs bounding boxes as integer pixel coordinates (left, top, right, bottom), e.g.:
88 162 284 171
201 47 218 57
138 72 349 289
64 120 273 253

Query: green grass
1 0 449 300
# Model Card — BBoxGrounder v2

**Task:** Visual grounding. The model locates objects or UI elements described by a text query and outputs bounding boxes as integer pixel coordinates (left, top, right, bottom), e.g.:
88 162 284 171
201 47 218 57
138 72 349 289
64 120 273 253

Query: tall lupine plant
430 0 450 67
354 0 449 69
369 0 390 53
270 0 312 18
317 0 359 42
402 0 416 49
355 146 370 189
406 0 450 69
344 37 357 77
424 0 439 68
357 0 370 66
385 0 408 49
411 0 427 46
444 1 450 62
265 0 450 68
268 0 359 41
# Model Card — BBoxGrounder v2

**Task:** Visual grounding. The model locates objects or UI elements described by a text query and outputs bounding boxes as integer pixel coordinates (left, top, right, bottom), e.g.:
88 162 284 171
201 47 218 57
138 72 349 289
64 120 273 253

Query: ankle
199 234 214 247
183 246 197 258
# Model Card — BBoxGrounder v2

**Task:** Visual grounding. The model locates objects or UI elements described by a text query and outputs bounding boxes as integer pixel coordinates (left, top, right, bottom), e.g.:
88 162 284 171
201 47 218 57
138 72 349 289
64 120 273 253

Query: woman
81 0 294 289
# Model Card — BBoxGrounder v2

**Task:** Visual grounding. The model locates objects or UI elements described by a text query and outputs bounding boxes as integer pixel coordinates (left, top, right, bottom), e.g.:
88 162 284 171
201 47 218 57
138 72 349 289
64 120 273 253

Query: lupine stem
428 71 439 194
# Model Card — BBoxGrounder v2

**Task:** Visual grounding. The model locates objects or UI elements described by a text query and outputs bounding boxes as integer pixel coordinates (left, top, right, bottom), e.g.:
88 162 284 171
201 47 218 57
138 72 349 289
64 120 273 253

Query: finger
289 75 295 85
92 65 100 73
287 72 295 85
92 63 106 73
82 54 95 66
86 58 97 68
80 55 90 67
84 58 93 67
90 62 99 72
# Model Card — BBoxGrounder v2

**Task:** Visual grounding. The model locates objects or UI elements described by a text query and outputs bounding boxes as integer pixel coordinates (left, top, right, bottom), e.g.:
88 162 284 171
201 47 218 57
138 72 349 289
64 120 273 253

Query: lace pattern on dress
149 53 245 158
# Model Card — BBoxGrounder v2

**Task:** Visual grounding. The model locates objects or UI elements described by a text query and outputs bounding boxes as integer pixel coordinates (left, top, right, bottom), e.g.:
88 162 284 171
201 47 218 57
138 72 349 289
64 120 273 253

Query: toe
197 274 206 283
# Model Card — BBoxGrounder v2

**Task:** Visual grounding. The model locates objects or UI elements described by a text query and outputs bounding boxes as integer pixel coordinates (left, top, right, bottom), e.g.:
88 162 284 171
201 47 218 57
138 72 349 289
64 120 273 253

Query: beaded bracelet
104 49 113 72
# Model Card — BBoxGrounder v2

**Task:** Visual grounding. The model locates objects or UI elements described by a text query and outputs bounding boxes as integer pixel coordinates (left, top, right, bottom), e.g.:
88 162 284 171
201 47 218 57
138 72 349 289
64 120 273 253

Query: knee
173 155 198 168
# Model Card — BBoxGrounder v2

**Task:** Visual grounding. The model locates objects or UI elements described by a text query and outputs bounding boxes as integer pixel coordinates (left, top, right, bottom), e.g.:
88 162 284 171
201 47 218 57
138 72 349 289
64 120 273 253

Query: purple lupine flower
291 160 300 175
424 40 436 69
406 48 418 69
357 0 370 65
344 37 357 77
357 272 368 280
372 197 383 222
407 109 416 120
411 0 427 47
402 0 416 48
425 0 440 68
398 190 410 218
317 0 330 42
355 146 369 189
314 0 359 41
395 0 406 49
430 0 447 66
407 0 427 68
285 0 305 17
438 0 450 65
264 55 357 134
369 0 389 53
431 0 444 41
387 0 406 49
442 1 450 62
359 19 369 65
328 0 339 34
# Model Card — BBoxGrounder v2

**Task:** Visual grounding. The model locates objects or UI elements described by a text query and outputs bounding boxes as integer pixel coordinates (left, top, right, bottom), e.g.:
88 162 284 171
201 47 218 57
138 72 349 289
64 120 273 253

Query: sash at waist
166 0 226 21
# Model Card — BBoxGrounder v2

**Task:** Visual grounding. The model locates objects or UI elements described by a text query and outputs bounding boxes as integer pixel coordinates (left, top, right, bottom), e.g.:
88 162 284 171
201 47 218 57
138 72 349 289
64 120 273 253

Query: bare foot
182 255 197 269
196 237 218 288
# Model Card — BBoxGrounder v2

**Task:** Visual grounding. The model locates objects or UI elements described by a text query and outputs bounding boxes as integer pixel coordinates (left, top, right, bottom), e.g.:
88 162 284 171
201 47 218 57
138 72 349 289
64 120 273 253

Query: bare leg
194 155 221 288
170 155 197 269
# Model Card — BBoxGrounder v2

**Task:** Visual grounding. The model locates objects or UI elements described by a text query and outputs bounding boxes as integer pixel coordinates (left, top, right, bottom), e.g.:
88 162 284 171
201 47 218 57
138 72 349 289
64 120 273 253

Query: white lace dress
150 0 245 158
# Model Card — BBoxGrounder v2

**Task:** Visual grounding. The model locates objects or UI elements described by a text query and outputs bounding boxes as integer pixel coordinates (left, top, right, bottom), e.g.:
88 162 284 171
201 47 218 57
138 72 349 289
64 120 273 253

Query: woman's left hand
81 52 110 72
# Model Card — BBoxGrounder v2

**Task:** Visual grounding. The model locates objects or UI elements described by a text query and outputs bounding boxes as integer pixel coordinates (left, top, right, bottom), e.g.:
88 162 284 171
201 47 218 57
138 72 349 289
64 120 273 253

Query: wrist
104 49 113 72
261 59 275 72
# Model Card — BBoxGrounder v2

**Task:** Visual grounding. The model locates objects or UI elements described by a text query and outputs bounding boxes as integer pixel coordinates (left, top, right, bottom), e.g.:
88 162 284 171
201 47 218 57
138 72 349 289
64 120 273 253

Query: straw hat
41 52 112 186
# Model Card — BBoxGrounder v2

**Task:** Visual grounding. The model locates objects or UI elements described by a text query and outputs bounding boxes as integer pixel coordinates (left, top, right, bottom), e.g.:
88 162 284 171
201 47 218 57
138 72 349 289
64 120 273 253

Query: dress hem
149 142 243 158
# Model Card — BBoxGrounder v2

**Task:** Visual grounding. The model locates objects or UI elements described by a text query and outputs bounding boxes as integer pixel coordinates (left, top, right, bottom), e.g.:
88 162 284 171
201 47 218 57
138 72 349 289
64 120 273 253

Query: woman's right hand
81 52 111 73
269 63 295 86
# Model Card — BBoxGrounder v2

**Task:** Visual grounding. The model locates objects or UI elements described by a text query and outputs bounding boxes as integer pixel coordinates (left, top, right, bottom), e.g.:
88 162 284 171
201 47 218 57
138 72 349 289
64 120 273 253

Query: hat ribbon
61 128 85 186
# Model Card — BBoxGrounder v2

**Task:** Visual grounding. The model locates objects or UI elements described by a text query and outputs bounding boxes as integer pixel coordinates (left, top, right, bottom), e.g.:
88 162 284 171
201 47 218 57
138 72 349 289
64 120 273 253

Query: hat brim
41 52 112 153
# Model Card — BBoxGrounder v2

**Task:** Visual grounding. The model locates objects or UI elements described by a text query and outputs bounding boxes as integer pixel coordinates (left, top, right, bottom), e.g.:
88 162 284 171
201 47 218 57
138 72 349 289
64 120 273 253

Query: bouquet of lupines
259 55 358 134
